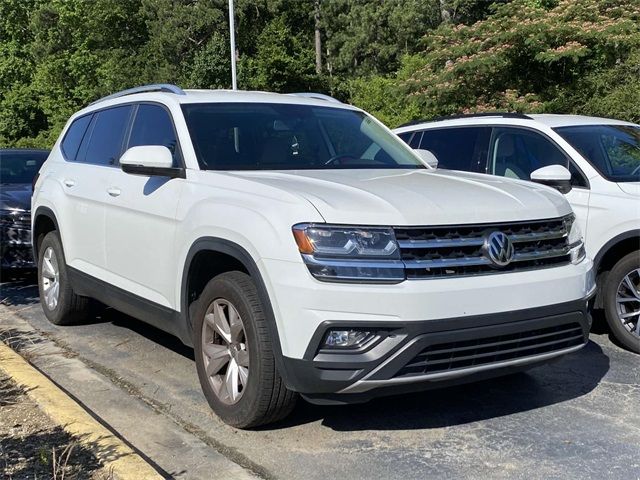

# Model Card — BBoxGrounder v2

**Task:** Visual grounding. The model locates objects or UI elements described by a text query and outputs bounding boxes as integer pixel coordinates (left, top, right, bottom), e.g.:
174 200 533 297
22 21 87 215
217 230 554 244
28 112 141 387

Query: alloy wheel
201 298 250 405
615 268 640 337
41 246 60 310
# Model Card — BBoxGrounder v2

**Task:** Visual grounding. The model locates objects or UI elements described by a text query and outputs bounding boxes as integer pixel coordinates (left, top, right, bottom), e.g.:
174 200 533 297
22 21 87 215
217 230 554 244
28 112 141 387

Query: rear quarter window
61 114 92 161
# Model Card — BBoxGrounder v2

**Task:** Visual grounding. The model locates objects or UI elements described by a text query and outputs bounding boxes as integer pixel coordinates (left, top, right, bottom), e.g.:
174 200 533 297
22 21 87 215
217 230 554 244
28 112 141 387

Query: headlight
292 224 405 283
564 214 586 264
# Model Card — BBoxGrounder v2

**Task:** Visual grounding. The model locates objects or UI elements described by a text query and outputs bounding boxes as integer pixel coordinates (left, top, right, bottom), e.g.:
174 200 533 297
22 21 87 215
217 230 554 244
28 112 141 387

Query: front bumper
282 297 592 404
0 224 34 268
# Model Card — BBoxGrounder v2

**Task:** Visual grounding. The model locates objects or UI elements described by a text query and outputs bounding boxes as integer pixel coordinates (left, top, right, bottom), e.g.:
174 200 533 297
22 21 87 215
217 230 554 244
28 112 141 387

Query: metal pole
228 0 237 90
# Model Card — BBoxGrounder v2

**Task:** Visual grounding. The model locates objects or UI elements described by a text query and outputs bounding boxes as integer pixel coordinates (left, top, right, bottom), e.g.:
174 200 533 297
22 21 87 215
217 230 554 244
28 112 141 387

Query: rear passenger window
128 104 181 165
78 106 133 166
61 115 92 161
419 127 491 173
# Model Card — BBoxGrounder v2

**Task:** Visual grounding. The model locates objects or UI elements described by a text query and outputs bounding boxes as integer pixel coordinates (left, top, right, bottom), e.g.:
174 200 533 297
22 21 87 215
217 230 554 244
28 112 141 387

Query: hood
617 182 640 196
0 183 32 211
231 169 571 225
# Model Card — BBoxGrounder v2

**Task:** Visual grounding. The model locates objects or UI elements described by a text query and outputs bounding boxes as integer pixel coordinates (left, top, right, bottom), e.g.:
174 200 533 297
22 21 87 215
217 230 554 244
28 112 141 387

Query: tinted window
79 106 132 166
409 131 422 149
61 115 92 161
488 127 588 186
397 132 413 144
128 104 181 166
555 125 640 182
0 151 49 184
182 103 424 170
418 127 491 172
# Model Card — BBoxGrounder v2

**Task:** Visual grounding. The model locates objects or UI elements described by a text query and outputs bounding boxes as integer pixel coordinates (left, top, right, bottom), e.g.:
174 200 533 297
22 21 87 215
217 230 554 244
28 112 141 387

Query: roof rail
398 112 532 128
89 84 186 105
287 92 342 104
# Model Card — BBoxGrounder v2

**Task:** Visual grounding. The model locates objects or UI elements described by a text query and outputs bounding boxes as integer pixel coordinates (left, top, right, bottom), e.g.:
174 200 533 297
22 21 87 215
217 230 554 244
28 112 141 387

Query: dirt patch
0 375 111 480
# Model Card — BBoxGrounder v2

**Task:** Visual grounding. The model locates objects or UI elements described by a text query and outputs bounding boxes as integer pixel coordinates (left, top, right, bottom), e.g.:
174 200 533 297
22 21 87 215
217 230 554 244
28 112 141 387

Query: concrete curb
0 341 164 480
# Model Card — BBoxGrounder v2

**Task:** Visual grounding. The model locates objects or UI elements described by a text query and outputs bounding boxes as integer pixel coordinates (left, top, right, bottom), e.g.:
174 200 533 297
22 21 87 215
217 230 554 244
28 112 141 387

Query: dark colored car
1 148 50 269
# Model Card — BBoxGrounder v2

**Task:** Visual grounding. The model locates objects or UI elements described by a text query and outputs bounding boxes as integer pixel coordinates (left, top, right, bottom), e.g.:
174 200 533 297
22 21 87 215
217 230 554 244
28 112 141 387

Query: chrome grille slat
509 229 567 243
404 257 491 269
398 237 485 249
394 216 572 279
512 247 571 262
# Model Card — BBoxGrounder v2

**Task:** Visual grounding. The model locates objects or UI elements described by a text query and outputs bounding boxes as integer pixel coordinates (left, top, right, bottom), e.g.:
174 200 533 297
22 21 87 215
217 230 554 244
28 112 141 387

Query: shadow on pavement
277 340 610 431
0 270 613 433
0 270 39 307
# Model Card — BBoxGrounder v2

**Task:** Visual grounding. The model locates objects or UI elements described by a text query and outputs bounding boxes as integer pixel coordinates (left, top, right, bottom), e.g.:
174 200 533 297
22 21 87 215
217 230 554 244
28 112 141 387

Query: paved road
1 273 639 480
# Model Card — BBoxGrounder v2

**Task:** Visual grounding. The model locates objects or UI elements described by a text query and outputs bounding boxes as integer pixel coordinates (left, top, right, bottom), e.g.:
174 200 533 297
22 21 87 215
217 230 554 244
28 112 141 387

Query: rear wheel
193 271 297 428
603 251 640 354
38 231 90 325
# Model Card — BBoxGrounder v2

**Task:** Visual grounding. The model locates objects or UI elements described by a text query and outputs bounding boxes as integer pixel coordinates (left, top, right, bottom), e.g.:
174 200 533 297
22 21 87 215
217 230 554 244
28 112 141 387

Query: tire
37 231 90 326
193 271 297 428
603 251 640 354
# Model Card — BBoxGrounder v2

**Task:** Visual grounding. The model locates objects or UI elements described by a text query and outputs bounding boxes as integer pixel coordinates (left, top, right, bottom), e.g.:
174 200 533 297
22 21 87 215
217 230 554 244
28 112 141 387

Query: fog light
324 329 372 348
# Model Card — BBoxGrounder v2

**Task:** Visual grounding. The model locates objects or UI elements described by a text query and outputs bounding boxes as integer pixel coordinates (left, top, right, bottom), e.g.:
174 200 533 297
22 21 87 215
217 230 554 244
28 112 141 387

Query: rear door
417 127 492 173
58 106 133 279
104 103 185 309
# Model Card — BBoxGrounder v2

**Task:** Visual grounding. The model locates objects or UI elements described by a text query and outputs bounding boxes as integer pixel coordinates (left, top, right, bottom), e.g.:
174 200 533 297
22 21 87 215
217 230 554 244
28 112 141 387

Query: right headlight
292 224 405 283
564 214 586 264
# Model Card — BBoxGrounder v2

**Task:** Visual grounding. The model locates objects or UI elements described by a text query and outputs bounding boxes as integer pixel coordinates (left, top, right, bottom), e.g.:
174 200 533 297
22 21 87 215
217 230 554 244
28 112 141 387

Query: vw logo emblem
484 231 515 267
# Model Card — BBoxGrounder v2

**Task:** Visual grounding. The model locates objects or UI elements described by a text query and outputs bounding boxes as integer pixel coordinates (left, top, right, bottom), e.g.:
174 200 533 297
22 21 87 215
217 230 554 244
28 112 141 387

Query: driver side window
489 128 587 187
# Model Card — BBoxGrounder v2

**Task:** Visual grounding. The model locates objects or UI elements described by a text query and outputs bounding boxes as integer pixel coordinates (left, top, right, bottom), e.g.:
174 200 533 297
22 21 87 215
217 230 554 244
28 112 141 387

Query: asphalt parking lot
1 273 639 480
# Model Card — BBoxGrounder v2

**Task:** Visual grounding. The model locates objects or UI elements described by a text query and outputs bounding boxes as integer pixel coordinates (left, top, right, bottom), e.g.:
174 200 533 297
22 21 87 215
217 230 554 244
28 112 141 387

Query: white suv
395 114 640 353
33 86 595 427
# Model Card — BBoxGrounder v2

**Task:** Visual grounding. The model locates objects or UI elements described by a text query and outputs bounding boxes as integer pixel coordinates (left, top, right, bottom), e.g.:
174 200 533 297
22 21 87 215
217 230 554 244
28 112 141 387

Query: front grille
0 209 32 246
395 322 584 378
394 217 571 279
0 209 31 229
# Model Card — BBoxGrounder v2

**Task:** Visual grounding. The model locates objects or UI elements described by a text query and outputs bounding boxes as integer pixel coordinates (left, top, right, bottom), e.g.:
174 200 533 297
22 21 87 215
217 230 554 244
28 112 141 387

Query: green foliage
370 0 640 125
321 0 442 76
0 0 638 146
240 16 322 92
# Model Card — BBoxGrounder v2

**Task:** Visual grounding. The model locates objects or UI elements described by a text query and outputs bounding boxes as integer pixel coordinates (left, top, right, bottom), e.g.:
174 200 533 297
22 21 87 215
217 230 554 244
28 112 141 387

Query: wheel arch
180 237 292 384
32 206 60 261
594 230 640 274
592 230 640 309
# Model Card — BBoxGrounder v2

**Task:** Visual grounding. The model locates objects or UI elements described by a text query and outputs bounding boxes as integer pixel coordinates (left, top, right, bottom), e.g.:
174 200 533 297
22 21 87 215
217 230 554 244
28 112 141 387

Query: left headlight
564 214 586 264
292 224 405 283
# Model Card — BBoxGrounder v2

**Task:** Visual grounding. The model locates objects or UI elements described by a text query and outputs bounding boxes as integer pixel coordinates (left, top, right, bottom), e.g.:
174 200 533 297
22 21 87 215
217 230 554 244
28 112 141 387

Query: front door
104 103 185 309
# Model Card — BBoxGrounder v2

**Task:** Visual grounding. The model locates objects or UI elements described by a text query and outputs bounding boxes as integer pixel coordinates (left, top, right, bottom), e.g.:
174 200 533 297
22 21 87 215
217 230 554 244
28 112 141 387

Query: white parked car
395 113 640 353
32 86 595 427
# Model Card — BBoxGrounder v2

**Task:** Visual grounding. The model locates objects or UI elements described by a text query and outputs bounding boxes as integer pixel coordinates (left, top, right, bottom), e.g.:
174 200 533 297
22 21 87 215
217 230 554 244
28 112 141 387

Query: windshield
182 103 425 171
0 151 49 184
555 124 640 182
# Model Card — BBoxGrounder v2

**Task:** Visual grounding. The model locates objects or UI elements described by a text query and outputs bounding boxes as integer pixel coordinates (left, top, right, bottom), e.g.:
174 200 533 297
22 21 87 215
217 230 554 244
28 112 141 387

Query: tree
321 0 442 77
359 0 640 125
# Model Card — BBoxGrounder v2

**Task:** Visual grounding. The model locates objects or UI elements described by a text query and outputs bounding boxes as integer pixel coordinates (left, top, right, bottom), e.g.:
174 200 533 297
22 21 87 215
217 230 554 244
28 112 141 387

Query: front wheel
38 231 91 325
603 251 640 354
193 271 297 428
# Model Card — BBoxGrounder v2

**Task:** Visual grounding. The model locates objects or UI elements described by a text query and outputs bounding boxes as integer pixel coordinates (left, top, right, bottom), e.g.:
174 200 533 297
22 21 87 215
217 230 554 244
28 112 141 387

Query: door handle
107 187 121 197
63 179 75 188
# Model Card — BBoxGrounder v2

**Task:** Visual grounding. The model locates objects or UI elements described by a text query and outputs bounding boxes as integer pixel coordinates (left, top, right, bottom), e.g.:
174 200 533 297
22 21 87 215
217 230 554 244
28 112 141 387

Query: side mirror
120 146 185 179
415 149 439 168
530 165 572 194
